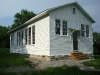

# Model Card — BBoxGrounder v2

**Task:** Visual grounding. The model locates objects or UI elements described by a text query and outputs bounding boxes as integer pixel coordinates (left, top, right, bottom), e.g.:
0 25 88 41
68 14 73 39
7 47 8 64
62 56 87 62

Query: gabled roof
8 1 95 33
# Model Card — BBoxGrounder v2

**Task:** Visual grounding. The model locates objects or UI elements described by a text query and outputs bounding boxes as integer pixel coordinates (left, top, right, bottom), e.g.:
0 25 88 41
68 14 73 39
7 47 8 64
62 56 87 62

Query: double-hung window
19 32 20 46
55 19 60 35
81 24 85 37
11 34 14 46
17 32 18 46
25 28 27 45
86 25 89 37
21 30 23 45
28 27 31 45
11 34 13 46
62 21 67 35
32 26 35 44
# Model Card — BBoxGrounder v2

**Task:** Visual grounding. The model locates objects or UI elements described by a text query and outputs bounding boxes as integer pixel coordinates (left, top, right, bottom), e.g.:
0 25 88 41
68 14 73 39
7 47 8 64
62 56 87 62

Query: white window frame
86 25 89 37
81 24 85 37
21 30 23 45
17 32 19 46
62 20 67 36
55 19 61 35
32 25 35 45
25 28 28 45
55 19 68 36
28 27 31 45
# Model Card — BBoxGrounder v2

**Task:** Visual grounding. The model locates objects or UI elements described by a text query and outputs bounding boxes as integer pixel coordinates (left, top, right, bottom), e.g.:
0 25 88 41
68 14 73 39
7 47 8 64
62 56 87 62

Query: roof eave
8 10 49 33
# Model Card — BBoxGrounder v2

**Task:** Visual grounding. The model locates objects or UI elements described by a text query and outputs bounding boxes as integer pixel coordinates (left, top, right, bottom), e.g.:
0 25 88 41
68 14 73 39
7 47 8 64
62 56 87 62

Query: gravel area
5 59 99 73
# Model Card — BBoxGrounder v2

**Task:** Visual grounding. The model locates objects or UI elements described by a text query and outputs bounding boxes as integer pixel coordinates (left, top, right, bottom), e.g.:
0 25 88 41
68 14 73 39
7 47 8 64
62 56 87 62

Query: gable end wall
49 4 93 56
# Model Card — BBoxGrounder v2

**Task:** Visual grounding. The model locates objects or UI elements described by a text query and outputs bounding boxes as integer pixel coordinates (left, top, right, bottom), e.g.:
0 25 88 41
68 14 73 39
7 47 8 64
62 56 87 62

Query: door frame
72 32 79 52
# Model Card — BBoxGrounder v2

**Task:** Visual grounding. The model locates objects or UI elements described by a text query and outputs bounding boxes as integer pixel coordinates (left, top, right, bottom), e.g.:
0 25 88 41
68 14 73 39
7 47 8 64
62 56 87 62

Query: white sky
0 0 100 32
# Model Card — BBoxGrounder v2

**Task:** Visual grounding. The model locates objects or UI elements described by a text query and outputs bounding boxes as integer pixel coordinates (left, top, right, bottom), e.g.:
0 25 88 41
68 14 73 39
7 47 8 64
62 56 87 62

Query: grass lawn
83 55 100 69
0 48 100 75
0 65 100 75
0 48 32 68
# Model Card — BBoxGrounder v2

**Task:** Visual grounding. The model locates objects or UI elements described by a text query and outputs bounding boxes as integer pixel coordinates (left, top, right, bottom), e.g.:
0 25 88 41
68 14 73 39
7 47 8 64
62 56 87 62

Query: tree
11 9 36 29
93 32 100 54
0 25 10 48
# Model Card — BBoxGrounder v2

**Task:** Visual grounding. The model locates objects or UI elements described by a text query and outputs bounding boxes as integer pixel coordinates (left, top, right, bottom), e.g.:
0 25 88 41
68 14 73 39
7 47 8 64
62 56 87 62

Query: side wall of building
10 15 50 56
49 4 93 56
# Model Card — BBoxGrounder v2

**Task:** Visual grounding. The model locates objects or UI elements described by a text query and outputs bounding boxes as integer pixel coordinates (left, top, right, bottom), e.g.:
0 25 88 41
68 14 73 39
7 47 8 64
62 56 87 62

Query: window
19 32 20 46
55 19 60 35
11 35 12 46
28 27 31 45
21 30 23 45
73 8 76 14
81 24 84 30
62 21 67 35
32 26 35 44
12 34 14 46
25 28 27 45
81 24 85 37
11 34 14 46
86 25 89 37
17 32 18 46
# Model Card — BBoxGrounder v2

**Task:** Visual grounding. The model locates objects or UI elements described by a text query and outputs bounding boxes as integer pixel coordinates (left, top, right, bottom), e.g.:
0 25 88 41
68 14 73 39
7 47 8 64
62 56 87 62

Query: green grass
0 48 100 75
0 48 32 68
0 65 100 75
83 55 100 69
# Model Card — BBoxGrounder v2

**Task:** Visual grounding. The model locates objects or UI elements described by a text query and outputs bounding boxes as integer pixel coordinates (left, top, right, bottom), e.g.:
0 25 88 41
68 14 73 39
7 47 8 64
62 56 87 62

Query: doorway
73 33 78 51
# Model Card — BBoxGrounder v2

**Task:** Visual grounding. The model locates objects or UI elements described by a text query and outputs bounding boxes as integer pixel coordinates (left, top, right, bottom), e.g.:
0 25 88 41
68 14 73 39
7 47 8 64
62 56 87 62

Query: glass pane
55 19 60 35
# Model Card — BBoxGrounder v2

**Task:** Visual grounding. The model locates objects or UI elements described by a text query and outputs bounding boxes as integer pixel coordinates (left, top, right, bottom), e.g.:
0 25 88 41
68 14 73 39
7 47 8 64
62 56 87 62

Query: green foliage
0 48 32 68
11 9 36 29
0 25 10 48
93 32 100 54
0 72 17 75
83 55 100 69
94 55 100 59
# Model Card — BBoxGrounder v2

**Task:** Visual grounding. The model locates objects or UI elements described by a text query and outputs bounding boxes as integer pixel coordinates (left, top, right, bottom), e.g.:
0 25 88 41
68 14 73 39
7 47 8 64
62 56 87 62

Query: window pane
32 26 35 44
25 29 27 45
17 32 18 46
55 19 60 35
28 27 31 45
81 24 84 30
86 25 89 37
62 21 67 35
19 32 20 46
22 30 23 45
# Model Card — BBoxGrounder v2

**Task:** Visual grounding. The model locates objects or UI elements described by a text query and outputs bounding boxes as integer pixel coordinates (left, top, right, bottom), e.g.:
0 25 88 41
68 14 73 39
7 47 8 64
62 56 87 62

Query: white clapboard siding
49 4 93 56
10 16 50 56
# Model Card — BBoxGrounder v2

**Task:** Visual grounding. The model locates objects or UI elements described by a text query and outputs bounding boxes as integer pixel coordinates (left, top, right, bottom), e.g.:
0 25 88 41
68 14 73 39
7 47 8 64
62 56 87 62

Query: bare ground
5 58 100 73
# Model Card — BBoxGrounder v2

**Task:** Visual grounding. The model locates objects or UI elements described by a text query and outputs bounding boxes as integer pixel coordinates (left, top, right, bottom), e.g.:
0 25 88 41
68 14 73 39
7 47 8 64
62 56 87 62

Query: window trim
55 19 61 35
25 28 28 45
55 19 68 36
32 25 35 45
81 24 85 37
62 20 67 36
86 25 90 37
28 27 31 45
80 24 90 38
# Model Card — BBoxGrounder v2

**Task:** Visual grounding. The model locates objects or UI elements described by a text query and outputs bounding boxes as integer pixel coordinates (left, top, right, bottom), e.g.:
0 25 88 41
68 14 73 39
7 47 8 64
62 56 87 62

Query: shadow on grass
0 48 32 69
0 65 100 75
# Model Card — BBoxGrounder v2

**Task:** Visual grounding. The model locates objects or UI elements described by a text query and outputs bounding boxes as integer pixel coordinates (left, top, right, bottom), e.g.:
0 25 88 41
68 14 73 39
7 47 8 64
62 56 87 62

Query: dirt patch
5 59 100 73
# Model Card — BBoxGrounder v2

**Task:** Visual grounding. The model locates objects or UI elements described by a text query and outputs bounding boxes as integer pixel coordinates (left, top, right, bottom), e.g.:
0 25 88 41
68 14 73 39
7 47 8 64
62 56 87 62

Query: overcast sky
0 0 100 32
